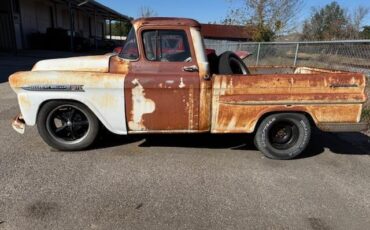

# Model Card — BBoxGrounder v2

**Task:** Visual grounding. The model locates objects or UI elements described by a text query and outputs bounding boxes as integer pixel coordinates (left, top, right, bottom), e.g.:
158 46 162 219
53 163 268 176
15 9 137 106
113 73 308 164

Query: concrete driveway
0 80 369 230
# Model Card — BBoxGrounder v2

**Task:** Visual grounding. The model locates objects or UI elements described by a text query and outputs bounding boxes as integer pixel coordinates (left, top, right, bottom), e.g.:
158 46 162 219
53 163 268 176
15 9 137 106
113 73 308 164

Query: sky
97 0 370 27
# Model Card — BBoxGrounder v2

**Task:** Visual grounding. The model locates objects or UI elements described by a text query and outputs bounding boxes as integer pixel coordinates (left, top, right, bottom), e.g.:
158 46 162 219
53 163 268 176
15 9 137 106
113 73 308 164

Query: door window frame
137 26 198 65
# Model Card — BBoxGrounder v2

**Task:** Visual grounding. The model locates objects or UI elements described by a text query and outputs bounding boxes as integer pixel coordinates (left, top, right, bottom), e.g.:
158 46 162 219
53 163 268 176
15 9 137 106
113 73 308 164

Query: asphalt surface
0 80 370 230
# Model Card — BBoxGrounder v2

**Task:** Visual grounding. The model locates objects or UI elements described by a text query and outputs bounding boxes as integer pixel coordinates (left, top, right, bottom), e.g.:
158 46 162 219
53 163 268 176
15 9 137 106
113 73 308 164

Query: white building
0 0 131 51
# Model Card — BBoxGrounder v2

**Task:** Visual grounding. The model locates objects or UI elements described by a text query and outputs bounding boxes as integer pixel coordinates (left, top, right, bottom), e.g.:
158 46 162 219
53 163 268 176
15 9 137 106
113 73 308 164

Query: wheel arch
36 99 112 133
252 110 317 133
22 95 127 135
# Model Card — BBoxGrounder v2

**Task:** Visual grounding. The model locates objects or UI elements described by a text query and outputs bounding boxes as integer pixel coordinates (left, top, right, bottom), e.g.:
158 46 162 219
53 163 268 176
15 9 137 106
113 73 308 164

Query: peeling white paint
179 78 186 88
129 79 156 131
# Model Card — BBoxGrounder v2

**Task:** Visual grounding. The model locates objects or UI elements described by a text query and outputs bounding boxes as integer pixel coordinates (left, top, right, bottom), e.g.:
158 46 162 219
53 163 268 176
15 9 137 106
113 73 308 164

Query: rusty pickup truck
9 18 368 160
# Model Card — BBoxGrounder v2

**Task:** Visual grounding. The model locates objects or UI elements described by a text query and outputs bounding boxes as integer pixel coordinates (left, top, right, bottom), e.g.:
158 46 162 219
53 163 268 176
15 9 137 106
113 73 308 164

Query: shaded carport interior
59 0 132 51
1 0 132 52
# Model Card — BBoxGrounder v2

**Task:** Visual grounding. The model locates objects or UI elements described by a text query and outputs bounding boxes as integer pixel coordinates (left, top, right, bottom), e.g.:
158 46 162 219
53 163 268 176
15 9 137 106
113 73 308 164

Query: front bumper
12 113 25 134
317 122 369 132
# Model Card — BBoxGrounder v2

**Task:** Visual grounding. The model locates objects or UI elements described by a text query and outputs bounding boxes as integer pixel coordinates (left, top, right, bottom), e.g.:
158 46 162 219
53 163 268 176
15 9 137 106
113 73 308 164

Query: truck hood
32 54 114 72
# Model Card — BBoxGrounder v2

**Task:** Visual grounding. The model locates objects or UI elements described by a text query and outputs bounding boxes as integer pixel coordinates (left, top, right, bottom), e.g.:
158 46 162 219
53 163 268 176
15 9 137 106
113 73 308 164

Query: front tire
254 113 311 160
37 101 100 151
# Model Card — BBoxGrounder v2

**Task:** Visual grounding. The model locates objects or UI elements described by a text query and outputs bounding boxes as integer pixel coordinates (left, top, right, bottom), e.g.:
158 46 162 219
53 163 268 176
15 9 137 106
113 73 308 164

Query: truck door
124 28 200 132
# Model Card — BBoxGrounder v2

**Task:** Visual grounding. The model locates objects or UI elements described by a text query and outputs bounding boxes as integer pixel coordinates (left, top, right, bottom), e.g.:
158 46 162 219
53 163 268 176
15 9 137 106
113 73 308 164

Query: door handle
182 65 199 72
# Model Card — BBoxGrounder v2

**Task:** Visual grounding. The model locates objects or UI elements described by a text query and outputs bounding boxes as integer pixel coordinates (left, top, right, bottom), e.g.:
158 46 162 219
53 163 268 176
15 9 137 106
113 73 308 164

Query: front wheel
37 101 100 151
254 113 311 160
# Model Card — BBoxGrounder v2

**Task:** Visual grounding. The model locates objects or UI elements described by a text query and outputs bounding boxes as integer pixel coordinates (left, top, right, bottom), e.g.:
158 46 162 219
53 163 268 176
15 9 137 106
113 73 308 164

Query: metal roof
53 0 132 21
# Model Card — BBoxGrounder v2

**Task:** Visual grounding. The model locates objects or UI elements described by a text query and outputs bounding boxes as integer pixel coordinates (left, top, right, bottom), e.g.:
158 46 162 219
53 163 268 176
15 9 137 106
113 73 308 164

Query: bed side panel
211 73 367 133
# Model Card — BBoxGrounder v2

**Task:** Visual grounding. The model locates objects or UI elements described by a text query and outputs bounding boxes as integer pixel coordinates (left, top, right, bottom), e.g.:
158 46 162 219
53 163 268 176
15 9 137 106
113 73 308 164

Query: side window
119 28 139 60
142 30 192 62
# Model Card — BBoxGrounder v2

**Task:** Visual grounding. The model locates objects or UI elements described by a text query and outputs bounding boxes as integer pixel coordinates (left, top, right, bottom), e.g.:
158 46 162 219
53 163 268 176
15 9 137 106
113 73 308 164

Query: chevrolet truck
9 18 368 160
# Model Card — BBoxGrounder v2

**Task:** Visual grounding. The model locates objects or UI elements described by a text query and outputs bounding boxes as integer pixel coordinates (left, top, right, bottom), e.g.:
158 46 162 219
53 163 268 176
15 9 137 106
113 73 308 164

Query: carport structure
1 0 132 51
59 0 132 51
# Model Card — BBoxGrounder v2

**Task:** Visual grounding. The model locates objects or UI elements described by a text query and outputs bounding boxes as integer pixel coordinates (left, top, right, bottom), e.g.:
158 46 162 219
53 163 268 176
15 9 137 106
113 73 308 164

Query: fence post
256 43 261 66
294 43 300 66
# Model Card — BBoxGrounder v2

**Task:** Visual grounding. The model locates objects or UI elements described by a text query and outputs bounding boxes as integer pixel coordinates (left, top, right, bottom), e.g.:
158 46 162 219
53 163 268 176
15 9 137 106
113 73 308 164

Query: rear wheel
254 113 311 160
37 101 99 151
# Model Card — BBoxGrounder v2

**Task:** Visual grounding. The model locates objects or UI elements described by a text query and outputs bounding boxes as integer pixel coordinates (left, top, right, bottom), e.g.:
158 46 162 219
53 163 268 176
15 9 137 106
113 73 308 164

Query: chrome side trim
22 85 85 92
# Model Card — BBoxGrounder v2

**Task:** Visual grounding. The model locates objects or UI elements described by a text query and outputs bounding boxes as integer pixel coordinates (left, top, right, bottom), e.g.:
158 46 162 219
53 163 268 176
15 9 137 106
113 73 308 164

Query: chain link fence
204 39 370 77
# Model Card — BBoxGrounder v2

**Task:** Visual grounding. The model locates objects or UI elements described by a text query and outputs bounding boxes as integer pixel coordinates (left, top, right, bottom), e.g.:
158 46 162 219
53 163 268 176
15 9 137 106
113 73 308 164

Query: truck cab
110 18 212 132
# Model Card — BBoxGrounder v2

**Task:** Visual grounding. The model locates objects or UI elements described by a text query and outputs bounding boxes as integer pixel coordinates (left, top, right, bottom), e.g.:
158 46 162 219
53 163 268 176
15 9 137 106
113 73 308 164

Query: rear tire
37 101 99 151
254 113 311 160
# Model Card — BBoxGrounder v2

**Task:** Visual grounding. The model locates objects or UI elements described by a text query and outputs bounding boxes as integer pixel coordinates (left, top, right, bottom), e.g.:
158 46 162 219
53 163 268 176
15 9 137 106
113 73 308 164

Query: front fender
9 71 127 135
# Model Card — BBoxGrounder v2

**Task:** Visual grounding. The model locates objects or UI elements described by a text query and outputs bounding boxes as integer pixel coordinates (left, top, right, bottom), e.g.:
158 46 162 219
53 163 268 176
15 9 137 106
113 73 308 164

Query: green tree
360 26 370 39
106 21 132 37
301 2 369 40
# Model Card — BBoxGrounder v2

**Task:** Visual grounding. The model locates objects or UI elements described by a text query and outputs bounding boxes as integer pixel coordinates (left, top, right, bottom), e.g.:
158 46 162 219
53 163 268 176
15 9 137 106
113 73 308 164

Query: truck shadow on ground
301 130 370 158
94 128 369 159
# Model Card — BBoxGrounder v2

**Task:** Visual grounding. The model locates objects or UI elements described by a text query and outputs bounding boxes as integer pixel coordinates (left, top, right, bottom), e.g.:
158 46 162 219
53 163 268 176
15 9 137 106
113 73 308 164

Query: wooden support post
68 1 74 52
109 18 112 40
94 8 98 50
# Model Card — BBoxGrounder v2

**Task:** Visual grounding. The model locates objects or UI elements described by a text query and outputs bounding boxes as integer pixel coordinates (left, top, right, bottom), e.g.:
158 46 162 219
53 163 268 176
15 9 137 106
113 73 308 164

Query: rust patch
12 113 25 134
212 104 362 133
109 55 131 74
18 94 32 111
199 79 212 131
212 72 366 96
132 17 201 30
220 93 366 105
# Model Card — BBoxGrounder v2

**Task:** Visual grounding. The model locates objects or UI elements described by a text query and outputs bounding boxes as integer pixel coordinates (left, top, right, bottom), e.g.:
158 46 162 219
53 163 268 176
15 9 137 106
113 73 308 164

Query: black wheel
254 113 311 160
37 101 100 151
218 51 250 75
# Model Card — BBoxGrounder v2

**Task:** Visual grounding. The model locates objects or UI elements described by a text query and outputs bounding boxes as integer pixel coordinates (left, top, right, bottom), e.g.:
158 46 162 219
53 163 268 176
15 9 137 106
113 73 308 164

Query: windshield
119 28 139 60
